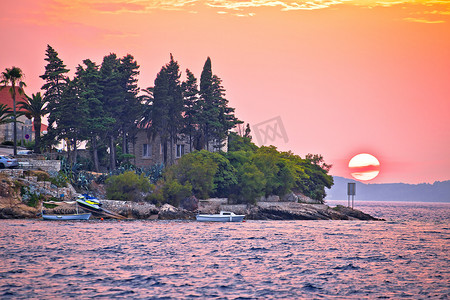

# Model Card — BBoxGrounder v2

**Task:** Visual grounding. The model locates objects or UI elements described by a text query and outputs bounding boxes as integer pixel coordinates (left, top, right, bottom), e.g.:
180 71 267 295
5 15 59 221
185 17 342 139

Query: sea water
0 201 449 299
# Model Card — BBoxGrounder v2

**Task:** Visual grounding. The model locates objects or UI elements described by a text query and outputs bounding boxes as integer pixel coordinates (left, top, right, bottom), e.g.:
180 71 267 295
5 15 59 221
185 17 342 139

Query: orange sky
1 0 449 184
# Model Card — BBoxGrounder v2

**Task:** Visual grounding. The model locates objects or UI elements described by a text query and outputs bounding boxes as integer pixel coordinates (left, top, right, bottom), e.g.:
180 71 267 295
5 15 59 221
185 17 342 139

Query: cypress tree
198 57 241 151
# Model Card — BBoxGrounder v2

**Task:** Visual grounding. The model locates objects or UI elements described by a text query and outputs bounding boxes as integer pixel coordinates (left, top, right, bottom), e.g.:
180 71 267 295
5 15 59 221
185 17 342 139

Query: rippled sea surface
1 202 449 299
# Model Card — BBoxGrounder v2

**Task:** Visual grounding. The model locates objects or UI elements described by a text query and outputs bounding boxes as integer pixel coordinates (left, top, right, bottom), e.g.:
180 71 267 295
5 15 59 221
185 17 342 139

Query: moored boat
196 211 245 222
76 195 102 212
42 213 91 220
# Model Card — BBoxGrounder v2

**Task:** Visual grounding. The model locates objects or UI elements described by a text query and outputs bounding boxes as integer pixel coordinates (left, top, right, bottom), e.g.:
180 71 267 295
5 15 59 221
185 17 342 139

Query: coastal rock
101 200 159 219
282 192 298 202
0 206 37 219
297 194 321 204
180 196 199 211
246 203 384 221
259 195 280 202
332 205 383 221
158 204 195 220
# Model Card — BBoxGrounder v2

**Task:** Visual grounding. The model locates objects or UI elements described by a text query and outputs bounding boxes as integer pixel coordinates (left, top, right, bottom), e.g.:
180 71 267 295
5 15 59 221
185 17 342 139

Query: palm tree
0 104 14 125
18 92 48 154
0 67 27 155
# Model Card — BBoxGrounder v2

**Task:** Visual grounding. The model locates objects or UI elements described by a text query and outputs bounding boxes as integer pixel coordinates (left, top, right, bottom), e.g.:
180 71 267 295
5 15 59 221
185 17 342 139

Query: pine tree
40 45 69 129
117 54 141 156
50 78 89 164
198 57 218 151
198 57 241 151
181 69 199 152
76 59 114 171
99 53 141 170
150 54 183 165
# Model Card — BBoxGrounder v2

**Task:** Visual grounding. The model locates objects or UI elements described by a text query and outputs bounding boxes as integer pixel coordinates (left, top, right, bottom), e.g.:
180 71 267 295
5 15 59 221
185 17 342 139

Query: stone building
129 129 227 168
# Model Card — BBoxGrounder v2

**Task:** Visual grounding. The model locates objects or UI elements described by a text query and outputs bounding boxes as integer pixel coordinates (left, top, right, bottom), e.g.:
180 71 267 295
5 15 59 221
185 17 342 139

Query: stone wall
16 158 60 172
219 204 247 214
0 169 24 177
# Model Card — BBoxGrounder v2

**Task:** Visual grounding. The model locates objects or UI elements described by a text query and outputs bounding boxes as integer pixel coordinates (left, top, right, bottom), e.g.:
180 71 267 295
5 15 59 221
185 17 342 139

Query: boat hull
42 213 91 220
196 215 245 222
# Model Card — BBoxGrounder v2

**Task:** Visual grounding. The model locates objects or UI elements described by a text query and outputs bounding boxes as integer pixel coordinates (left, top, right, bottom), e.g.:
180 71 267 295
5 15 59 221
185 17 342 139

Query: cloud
205 0 341 11
90 2 147 13
403 17 445 23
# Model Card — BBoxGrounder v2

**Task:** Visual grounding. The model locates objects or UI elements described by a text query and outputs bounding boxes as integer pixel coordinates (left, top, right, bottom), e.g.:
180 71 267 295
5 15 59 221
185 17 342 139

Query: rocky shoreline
0 170 383 221
0 199 383 221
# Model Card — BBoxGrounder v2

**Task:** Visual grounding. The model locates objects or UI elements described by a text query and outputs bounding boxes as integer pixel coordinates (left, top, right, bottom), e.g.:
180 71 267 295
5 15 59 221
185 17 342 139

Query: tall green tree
197 57 216 150
117 54 141 155
0 66 27 155
50 78 89 164
211 74 241 145
181 69 199 152
149 54 183 165
99 53 141 170
76 59 114 171
18 92 48 154
40 45 70 130
198 57 241 151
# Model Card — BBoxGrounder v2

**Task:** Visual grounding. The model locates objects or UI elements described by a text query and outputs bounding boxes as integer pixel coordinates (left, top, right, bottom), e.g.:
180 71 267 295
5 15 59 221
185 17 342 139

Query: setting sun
349 153 380 181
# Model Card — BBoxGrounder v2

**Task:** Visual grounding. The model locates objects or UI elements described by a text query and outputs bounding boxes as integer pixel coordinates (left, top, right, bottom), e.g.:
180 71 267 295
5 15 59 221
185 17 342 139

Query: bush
165 150 217 199
105 171 154 201
1 141 13 146
49 172 68 188
33 170 50 182
162 179 192 207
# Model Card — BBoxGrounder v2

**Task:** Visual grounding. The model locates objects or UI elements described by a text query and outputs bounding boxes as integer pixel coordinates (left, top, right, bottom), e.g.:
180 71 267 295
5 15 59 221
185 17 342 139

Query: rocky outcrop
180 196 199 211
246 203 383 221
101 200 159 219
158 204 196 220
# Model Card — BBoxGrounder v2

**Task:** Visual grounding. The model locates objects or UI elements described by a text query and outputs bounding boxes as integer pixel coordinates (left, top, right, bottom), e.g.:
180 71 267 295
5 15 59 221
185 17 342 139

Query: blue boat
196 211 245 222
42 213 91 220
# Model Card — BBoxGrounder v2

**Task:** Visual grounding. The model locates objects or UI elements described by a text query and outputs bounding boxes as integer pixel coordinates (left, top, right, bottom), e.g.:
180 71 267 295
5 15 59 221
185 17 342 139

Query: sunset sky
1 0 449 184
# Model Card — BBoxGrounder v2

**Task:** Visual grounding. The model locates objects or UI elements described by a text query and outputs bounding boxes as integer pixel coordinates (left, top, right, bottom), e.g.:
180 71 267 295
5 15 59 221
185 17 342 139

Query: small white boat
42 213 91 220
196 211 245 222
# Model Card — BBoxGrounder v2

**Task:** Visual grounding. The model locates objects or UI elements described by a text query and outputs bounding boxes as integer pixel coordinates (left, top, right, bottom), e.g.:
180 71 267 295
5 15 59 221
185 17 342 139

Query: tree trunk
109 135 116 170
162 139 167 165
122 126 127 155
67 139 72 165
33 118 41 154
12 89 17 156
73 138 78 165
92 137 99 172
169 136 174 166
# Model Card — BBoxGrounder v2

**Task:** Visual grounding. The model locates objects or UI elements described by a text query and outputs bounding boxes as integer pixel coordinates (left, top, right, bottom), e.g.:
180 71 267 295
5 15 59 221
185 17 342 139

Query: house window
176 144 185 158
143 144 151 157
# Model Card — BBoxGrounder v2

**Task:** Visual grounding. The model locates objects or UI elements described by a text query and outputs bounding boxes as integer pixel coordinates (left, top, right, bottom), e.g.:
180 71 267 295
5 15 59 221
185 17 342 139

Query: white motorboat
196 211 245 222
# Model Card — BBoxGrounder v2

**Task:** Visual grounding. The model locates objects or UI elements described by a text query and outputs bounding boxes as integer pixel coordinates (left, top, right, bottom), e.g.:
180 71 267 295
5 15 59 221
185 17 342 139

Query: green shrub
162 179 192 207
49 172 68 188
34 171 50 182
105 171 154 201
165 150 217 199
1 141 13 146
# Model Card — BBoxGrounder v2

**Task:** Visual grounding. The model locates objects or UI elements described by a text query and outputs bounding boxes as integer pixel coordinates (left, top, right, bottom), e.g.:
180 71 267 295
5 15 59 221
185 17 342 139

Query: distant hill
325 176 450 202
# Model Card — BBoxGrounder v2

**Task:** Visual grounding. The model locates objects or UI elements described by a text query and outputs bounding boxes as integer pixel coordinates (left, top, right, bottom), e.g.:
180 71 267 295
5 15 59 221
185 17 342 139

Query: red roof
0 86 27 112
32 123 48 132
